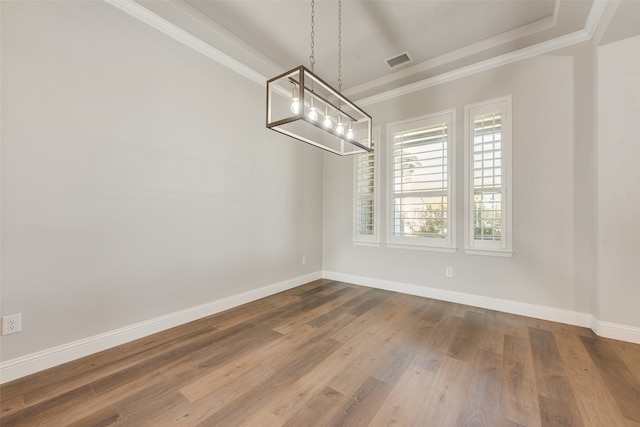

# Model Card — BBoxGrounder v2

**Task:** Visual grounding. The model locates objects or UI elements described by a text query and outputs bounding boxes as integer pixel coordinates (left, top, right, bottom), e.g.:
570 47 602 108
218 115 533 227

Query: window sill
353 241 381 247
386 244 457 254
464 248 513 258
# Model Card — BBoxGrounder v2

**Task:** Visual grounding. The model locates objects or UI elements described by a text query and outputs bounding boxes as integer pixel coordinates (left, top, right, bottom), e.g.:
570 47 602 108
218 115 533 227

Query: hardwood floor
2 279 640 426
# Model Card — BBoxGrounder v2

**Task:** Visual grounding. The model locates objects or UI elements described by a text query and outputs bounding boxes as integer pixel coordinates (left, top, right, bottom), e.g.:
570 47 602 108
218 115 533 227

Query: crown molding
160 0 282 78
356 30 590 106
355 0 611 105
105 0 266 86
344 11 558 98
105 0 610 102
591 0 621 46
584 0 611 38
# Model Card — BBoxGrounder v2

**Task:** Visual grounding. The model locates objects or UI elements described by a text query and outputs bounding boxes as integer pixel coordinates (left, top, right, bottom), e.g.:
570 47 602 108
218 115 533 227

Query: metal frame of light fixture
266 65 372 155
266 0 372 156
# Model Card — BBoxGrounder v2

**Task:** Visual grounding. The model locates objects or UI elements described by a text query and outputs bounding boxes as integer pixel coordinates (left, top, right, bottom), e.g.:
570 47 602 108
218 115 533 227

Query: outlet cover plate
2 314 22 335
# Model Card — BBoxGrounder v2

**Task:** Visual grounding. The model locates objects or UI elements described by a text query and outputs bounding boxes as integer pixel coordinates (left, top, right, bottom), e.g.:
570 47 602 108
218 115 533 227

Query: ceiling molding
591 0 621 46
344 6 559 98
163 0 283 78
355 0 612 105
105 0 611 105
105 0 267 86
584 0 611 38
356 30 590 107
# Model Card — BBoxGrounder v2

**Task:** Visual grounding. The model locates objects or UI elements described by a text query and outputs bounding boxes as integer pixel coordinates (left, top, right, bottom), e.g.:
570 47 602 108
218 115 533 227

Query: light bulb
291 98 300 115
336 115 344 135
322 108 333 129
346 123 354 139
290 87 300 115
307 99 318 121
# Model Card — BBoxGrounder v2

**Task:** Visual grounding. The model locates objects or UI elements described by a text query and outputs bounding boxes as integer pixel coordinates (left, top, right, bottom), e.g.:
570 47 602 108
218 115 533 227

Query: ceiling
130 1 638 101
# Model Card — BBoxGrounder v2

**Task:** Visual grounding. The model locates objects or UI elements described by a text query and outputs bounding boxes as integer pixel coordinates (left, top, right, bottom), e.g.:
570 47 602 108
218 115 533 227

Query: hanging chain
309 0 315 72
337 0 342 92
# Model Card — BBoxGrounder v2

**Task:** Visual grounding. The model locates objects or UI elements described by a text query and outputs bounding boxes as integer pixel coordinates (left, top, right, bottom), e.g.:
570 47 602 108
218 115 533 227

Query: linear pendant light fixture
266 0 372 156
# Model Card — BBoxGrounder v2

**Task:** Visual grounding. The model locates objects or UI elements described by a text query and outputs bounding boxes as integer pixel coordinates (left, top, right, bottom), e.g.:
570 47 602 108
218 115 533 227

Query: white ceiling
130 1 638 101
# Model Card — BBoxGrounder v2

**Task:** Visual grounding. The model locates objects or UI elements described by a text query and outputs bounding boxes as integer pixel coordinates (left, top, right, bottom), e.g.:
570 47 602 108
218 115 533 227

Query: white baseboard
323 271 640 345
0 271 322 384
595 321 640 344
3 269 639 384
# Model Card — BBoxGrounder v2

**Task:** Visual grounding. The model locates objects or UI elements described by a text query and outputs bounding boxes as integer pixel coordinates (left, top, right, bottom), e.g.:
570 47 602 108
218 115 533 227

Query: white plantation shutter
465 97 512 255
473 112 502 242
388 111 455 249
354 129 379 243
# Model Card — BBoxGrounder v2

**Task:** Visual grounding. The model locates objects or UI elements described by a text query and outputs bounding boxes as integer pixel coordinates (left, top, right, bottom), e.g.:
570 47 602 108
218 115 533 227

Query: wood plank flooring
2 279 640 426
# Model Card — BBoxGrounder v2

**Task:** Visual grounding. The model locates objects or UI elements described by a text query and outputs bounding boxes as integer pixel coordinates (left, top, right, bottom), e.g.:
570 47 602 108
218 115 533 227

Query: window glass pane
358 197 374 235
474 192 502 241
393 196 448 238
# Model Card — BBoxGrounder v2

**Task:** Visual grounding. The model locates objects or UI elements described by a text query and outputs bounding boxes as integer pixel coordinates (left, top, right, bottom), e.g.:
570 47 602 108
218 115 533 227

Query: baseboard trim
4 269 639 383
0 271 322 384
323 271 640 345
596 321 640 344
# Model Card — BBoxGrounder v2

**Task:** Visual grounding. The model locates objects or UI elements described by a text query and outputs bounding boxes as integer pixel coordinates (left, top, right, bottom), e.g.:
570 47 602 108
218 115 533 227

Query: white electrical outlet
445 267 454 277
302 256 307 265
2 313 22 335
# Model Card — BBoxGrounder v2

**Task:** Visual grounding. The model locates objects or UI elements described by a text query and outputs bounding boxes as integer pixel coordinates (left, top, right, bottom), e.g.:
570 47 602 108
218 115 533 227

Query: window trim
464 96 513 257
353 127 381 245
386 110 456 251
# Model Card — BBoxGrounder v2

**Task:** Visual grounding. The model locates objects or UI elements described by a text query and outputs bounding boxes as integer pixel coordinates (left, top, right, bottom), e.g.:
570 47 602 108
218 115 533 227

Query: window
388 111 455 251
464 96 512 256
354 128 380 244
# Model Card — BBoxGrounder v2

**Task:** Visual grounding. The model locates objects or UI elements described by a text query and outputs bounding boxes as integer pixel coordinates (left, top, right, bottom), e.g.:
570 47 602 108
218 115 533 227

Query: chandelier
266 0 372 156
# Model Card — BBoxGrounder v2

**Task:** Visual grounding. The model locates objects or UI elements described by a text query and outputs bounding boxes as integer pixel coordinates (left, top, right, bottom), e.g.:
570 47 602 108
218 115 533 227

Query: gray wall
597 34 640 328
324 51 589 312
1 1 323 361
323 32 640 332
